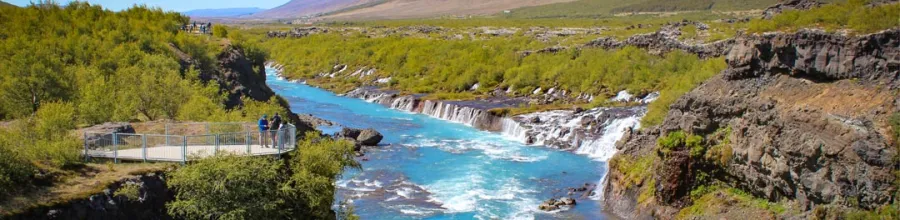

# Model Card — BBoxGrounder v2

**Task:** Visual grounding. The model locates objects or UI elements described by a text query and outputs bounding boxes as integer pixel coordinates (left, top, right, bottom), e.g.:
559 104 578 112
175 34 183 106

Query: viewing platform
83 122 297 163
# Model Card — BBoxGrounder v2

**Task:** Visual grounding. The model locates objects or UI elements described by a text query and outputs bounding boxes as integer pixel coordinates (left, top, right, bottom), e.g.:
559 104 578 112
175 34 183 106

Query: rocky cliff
6 172 173 220
170 44 316 133
604 29 900 219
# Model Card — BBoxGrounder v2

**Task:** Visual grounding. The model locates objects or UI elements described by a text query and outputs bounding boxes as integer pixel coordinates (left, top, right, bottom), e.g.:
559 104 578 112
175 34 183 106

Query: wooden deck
87 145 292 162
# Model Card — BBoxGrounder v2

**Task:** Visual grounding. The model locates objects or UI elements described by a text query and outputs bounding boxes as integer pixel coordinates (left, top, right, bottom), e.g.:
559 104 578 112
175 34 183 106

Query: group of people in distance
258 113 285 149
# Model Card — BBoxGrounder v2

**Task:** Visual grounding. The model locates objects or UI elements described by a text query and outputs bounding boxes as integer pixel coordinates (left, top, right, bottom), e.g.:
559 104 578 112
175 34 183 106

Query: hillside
321 0 579 20
0 1 15 8
251 0 381 18
507 0 782 18
183 7 264 17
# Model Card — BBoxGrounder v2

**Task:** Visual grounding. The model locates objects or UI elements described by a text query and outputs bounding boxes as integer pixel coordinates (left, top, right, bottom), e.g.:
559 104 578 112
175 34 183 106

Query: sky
6 0 290 12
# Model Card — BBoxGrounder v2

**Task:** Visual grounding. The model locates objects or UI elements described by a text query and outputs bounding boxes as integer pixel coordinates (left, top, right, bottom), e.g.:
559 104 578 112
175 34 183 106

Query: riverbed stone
357 128 383 146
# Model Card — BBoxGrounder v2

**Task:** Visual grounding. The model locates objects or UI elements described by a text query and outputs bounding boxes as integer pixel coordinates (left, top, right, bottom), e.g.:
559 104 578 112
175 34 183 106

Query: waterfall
573 116 641 161
500 118 528 143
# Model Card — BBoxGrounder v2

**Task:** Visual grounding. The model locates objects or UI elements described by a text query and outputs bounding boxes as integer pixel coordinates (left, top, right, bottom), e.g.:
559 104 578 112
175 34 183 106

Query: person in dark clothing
258 115 269 147
270 113 282 149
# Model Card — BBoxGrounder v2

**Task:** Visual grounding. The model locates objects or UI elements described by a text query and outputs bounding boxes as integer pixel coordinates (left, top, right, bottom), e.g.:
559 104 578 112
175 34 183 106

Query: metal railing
84 122 297 164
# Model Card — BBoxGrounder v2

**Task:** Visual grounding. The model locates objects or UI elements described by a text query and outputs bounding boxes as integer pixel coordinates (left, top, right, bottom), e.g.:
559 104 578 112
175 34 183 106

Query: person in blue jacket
258 115 269 147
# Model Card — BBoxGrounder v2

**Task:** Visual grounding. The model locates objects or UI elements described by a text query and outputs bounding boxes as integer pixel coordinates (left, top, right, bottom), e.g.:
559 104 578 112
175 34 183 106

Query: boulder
538 199 560 211
356 128 383 146
337 127 362 139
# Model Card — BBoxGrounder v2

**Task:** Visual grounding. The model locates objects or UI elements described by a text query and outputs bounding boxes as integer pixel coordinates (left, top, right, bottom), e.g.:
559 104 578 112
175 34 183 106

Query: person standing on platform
269 113 282 149
258 115 269 147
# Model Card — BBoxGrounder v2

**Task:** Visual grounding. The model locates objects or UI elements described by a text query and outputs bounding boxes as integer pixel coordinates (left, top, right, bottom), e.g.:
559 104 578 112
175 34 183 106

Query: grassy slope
506 0 781 18
0 163 174 215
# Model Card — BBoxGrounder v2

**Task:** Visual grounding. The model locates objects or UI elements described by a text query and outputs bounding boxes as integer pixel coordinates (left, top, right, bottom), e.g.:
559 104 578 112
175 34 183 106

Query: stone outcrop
762 0 824 19
266 27 327 38
583 20 734 58
604 29 900 218
724 29 900 82
6 172 173 220
213 45 276 108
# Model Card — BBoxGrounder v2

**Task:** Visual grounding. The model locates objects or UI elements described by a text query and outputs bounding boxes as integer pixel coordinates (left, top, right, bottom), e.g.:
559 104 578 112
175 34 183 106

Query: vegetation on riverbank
262 30 726 125
167 133 359 219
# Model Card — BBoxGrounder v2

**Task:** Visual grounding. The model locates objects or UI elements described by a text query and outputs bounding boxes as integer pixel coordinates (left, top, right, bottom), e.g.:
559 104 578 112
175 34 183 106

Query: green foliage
167 133 360 219
167 155 286 219
657 131 702 156
281 132 361 218
704 126 734 166
637 178 656 205
611 0 716 13
212 25 228 38
844 203 900 220
0 101 81 168
610 154 655 188
678 187 789 219
0 101 81 200
0 144 33 201
0 2 208 123
114 183 142 200
748 0 900 34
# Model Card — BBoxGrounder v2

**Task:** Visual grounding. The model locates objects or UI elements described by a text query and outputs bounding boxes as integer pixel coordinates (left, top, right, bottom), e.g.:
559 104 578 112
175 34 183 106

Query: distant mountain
251 0 381 19
183 7 265 17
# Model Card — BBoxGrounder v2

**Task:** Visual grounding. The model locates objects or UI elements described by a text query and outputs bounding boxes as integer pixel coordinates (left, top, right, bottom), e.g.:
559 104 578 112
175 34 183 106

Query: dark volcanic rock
356 128 383 146
604 29 900 219
583 21 734 58
214 45 275 108
338 127 362 139
337 127 384 146
724 29 900 82
762 0 824 19
7 171 173 220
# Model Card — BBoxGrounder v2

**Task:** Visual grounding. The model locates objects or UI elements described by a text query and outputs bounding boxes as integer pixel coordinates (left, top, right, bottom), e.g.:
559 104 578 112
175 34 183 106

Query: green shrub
114 183 142 200
167 133 360 219
657 130 705 157
167 155 287 219
212 25 228 38
0 146 33 200
704 126 734 166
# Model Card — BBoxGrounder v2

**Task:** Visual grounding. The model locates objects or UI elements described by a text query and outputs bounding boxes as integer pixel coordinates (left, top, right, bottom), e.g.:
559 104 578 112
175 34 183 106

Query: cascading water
574 116 641 161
